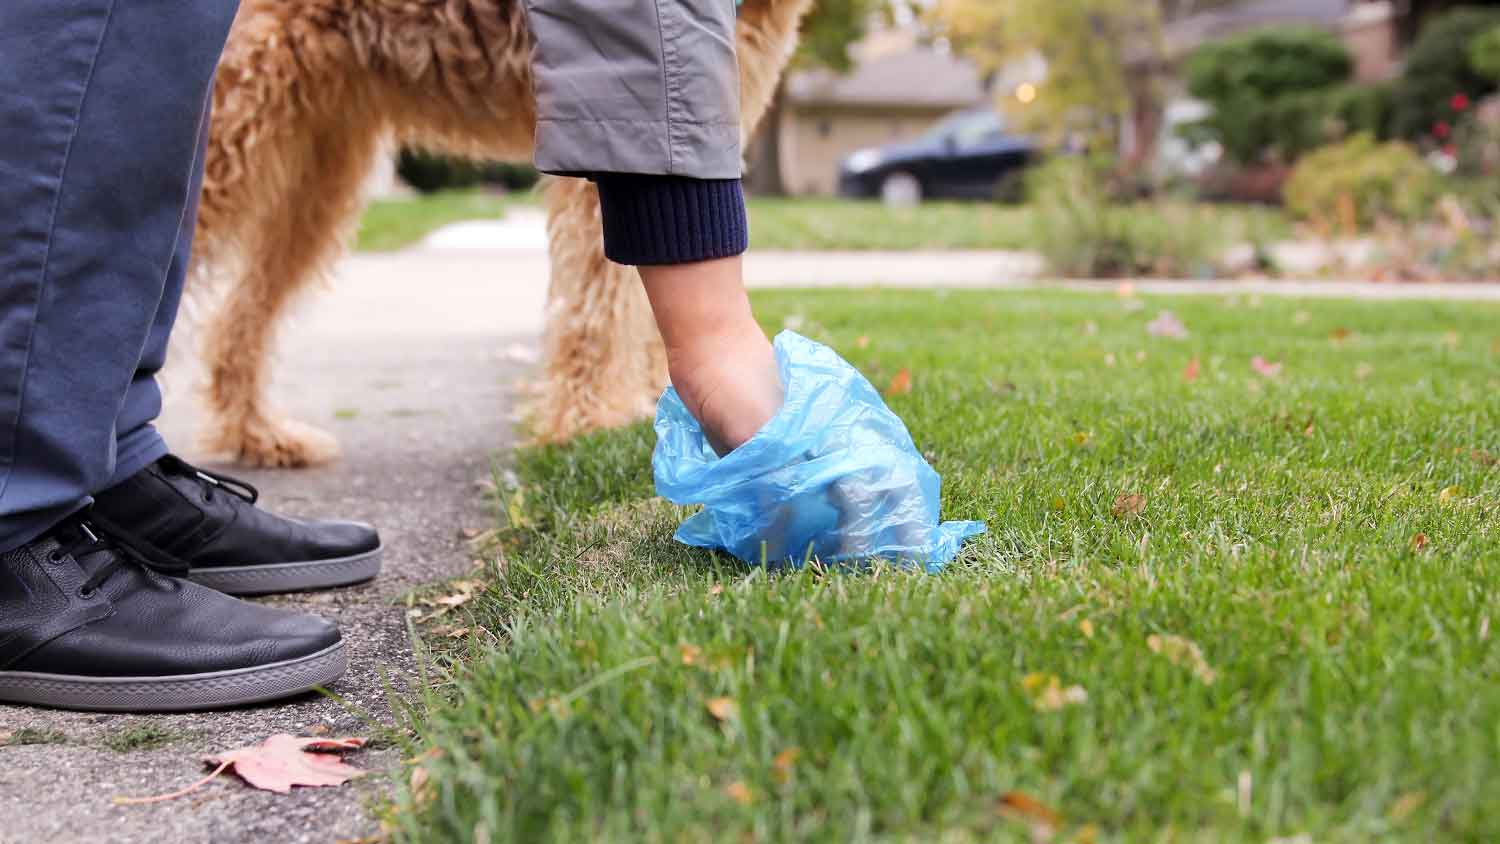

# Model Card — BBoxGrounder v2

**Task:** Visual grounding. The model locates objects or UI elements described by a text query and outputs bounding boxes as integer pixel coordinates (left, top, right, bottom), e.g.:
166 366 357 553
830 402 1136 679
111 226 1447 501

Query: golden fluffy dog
189 0 814 466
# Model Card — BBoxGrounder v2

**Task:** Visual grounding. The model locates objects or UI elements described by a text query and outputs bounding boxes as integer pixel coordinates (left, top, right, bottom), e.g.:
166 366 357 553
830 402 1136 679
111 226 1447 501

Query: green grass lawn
389 289 1500 843
356 191 1289 253
356 191 532 252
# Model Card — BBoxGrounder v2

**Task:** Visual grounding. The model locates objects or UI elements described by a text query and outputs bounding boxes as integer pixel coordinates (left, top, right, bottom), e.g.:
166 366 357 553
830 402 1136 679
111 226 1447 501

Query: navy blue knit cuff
594 175 749 266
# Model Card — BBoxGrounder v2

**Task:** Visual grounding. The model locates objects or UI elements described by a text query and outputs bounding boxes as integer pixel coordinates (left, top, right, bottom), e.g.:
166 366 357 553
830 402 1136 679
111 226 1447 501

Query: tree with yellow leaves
930 0 1190 170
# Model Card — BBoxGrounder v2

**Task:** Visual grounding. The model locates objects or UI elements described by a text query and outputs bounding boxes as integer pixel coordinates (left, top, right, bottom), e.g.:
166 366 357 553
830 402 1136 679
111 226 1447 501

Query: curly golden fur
190 0 813 466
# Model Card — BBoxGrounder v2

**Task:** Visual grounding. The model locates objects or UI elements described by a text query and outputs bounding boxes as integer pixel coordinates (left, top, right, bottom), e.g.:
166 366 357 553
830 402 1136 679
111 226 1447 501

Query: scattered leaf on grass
1329 327 1352 343
1183 357 1201 383
772 747 801 784
1389 791 1427 822
1071 431 1092 447
1079 619 1095 639
1021 673 1088 712
706 697 738 722
724 781 754 806
679 644 702 666
997 791 1061 834
886 368 913 396
1439 485 1462 504
1111 493 1146 519
1355 362 1374 380
855 335 870 349
1472 449 1498 468
115 735 365 804
1147 634 1216 685
1146 311 1188 339
1251 356 1283 378
1411 532 1429 552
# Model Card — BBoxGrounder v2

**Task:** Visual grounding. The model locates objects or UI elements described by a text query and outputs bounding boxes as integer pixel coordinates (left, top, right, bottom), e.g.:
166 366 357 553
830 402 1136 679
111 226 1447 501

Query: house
1164 0 1400 81
749 29 991 197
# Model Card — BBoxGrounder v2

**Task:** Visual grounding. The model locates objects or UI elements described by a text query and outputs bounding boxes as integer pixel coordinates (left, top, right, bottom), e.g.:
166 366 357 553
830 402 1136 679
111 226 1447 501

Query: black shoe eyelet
46 551 64 564
77 586 98 600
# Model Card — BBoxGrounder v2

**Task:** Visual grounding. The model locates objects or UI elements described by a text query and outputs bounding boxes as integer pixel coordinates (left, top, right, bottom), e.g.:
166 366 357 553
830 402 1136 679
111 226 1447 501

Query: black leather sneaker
90 455 381 596
0 516 345 711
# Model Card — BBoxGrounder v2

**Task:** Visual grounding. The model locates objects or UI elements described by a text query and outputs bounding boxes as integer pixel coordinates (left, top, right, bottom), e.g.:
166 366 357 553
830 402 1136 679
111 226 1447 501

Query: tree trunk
746 78 789 197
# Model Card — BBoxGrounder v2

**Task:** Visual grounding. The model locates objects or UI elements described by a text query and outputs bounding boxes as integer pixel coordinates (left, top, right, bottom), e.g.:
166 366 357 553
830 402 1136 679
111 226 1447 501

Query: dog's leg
530 177 668 442
197 129 379 468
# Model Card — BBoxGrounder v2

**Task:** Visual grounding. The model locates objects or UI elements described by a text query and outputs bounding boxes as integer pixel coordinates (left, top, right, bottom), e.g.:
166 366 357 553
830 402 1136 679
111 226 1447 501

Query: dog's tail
734 0 818 137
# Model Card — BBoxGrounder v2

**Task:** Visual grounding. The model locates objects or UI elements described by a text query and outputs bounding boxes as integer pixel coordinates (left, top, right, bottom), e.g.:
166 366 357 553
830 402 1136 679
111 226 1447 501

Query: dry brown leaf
997 790 1061 833
886 368 913 396
1111 493 1146 519
1472 449 1498 468
1439 485 1462 504
679 644 702 666
1021 673 1087 712
724 781 754 806
1078 619 1095 639
1147 634 1216 685
855 335 871 349
1182 357 1201 383
1251 356 1283 379
1388 790 1426 822
706 697 738 722
1411 533 1429 552
772 747 801 784
1329 327 1351 343
114 735 365 804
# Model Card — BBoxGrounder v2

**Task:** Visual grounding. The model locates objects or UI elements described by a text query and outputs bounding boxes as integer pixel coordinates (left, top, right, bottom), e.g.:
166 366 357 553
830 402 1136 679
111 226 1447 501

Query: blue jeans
0 0 240 552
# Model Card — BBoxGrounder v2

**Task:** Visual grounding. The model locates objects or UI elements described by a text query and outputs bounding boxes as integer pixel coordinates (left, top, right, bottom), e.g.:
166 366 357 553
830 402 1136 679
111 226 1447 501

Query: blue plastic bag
653 331 985 571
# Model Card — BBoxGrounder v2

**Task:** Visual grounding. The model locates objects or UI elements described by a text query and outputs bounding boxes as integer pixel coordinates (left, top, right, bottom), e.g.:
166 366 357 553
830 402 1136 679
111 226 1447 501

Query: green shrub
1391 7 1500 139
1185 26 1352 103
1283 134 1441 230
1027 158 1226 278
1472 25 1500 83
1185 27 1363 163
396 149 539 194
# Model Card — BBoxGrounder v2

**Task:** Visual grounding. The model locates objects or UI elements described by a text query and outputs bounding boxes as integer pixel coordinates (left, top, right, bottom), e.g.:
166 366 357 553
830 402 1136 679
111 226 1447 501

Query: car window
924 109 1005 148
952 115 1005 151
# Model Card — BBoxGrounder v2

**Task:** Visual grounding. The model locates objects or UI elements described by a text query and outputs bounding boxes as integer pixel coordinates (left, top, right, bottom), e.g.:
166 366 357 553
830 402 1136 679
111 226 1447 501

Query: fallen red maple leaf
886 367 913 396
114 734 366 804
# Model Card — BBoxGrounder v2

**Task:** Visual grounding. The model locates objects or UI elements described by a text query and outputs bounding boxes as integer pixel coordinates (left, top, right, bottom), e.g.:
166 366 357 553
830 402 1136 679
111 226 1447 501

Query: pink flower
1452 93 1471 112
1443 143 1458 157
1434 121 1451 139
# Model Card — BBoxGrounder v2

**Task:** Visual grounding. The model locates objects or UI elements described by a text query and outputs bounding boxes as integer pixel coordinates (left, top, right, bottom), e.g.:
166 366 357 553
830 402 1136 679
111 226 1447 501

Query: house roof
785 45 988 110
1164 0 1352 54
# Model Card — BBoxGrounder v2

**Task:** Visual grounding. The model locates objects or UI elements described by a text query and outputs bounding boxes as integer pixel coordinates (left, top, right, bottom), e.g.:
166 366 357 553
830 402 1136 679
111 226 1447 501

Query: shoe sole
189 546 383 596
0 641 347 713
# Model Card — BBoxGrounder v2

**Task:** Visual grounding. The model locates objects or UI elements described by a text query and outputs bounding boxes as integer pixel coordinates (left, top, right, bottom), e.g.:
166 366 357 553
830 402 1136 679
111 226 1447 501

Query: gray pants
525 0 744 179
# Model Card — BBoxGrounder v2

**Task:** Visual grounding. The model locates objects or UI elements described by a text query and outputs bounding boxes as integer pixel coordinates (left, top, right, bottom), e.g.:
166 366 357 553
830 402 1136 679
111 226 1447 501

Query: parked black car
837 108 1037 204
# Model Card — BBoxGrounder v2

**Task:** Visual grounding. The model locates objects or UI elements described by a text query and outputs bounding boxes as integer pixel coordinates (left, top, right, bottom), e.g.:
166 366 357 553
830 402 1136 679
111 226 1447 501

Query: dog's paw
202 415 343 469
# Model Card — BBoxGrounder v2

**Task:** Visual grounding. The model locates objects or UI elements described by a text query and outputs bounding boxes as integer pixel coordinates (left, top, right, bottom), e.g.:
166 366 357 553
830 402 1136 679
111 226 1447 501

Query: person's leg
0 0 234 550
106 91 215 489
0 0 351 712
525 0 781 454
